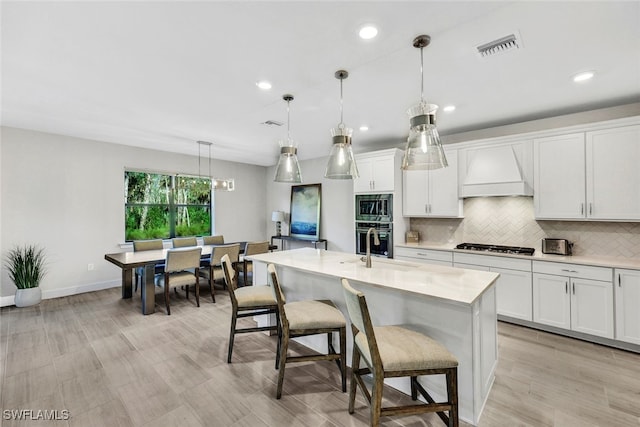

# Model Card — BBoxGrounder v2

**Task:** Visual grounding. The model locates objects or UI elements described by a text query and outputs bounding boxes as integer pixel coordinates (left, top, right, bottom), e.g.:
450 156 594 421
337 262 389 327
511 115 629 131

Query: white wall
265 156 355 253
0 127 269 300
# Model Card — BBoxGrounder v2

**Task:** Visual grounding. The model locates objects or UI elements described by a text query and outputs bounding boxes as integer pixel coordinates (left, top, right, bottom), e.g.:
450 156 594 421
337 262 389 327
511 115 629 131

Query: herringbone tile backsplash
410 197 640 258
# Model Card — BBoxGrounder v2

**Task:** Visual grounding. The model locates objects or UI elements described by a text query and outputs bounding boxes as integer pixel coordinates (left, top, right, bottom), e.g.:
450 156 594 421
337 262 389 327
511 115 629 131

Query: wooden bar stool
341 278 459 427
220 254 280 366
267 263 347 399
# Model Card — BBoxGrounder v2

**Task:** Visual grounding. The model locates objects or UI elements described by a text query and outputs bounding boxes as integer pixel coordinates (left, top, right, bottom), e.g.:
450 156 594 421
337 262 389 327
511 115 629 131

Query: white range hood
460 142 533 198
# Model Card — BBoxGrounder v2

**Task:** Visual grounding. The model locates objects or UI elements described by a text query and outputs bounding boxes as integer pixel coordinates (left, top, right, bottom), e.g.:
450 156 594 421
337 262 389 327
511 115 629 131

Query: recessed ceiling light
256 80 272 90
359 25 378 40
359 125 369 131
443 105 456 113
573 71 594 83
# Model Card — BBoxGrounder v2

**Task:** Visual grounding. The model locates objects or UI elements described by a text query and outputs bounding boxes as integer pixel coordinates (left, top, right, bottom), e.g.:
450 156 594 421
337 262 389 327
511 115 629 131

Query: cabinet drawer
395 247 453 263
454 252 532 272
533 261 612 281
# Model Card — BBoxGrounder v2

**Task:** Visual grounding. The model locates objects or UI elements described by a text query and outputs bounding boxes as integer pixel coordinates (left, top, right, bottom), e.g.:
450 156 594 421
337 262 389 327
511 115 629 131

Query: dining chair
236 241 270 286
341 278 459 427
199 243 240 301
132 239 165 292
267 263 346 399
172 237 198 248
220 254 280 365
155 247 202 315
202 235 224 245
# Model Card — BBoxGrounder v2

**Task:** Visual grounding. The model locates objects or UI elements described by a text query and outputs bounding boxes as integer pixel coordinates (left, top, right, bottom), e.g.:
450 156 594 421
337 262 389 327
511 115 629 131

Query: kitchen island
248 248 499 425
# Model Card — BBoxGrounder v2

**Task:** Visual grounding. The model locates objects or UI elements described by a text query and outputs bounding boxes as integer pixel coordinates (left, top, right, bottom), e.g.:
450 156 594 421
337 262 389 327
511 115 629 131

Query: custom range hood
460 142 533 198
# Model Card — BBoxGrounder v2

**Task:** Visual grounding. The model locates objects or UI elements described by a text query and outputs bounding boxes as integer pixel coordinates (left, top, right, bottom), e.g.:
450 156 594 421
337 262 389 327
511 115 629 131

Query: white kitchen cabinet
534 124 640 220
454 253 532 321
586 125 640 220
532 261 613 339
614 269 640 345
395 246 453 266
403 149 462 217
354 149 398 193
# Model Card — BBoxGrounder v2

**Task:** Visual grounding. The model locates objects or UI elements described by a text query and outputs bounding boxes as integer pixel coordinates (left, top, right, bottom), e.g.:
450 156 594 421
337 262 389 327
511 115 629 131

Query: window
124 171 212 241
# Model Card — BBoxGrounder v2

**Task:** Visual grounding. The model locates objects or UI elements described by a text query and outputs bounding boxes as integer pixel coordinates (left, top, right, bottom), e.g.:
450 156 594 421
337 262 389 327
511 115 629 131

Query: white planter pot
15 287 42 307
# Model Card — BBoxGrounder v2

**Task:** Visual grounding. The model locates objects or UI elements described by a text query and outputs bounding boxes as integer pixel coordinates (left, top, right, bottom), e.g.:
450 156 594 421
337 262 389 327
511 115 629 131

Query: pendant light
274 94 303 183
197 140 235 191
325 70 359 179
401 35 448 170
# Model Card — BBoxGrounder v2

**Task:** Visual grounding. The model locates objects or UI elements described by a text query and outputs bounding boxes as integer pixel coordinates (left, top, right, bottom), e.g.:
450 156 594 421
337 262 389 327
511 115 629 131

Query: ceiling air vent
261 120 283 126
476 33 521 58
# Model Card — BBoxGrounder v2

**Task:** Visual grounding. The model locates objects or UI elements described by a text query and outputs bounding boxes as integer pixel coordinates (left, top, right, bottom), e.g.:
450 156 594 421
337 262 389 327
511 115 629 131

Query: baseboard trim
0 280 121 307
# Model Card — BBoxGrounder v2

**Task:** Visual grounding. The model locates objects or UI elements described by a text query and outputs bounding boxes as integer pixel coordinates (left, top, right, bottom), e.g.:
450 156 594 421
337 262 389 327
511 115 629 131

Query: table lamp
272 211 285 236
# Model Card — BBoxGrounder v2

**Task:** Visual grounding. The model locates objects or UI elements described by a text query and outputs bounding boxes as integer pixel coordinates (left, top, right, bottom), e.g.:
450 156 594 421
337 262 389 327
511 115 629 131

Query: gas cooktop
455 243 535 256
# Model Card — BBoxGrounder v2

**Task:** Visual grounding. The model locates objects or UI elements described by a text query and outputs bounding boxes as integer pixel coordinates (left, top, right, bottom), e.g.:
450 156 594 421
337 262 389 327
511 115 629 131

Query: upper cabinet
403 149 462 217
353 148 402 194
534 124 640 220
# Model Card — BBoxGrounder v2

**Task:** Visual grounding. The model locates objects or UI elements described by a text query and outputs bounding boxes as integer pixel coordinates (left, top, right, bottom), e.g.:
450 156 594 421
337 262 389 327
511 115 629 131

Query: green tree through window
125 171 211 241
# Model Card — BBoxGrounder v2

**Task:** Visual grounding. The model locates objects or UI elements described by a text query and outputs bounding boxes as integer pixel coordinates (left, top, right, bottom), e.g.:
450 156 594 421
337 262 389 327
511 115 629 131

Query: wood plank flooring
1 286 639 426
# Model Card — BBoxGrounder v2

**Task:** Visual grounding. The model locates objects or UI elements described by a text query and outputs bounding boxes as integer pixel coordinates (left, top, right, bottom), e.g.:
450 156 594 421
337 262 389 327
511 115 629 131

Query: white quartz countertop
396 243 640 270
248 248 499 306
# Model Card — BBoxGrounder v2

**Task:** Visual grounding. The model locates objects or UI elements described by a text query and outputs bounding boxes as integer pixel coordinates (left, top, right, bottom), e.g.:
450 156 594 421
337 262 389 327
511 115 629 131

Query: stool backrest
166 247 202 273
267 264 289 330
212 243 240 265
172 237 197 248
203 235 224 245
221 254 239 306
341 278 379 371
244 241 270 256
133 239 163 252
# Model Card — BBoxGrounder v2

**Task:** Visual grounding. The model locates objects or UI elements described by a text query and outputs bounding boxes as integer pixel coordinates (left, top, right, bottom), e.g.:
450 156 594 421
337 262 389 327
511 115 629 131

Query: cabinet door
493 268 532 321
533 273 571 329
403 170 429 216
586 125 640 220
615 269 640 345
533 133 586 219
570 278 614 339
428 150 461 217
353 157 374 193
371 156 395 192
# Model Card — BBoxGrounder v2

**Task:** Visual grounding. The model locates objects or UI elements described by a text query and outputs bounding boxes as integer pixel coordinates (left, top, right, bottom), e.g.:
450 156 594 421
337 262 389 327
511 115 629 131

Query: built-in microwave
355 194 393 222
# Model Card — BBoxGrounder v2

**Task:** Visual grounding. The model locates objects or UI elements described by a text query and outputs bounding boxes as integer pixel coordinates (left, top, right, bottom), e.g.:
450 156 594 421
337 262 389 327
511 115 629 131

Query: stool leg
448 368 459 427
195 276 200 307
275 312 281 370
371 371 383 427
411 376 418 400
340 327 346 392
227 308 238 363
348 346 360 414
276 332 289 399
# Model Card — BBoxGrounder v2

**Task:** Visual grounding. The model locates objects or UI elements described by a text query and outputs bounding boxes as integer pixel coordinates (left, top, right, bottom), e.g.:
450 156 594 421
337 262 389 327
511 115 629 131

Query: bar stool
220 254 280 365
267 263 346 399
341 278 459 427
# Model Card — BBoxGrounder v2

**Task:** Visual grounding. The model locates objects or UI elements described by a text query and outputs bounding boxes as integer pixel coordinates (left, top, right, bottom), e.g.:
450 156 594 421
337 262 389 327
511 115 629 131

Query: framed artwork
289 183 321 240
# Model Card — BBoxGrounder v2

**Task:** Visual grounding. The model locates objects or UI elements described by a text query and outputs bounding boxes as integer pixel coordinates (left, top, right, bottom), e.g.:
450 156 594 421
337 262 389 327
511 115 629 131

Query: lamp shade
274 143 302 183
401 102 448 170
271 211 285 222
325 127 359 179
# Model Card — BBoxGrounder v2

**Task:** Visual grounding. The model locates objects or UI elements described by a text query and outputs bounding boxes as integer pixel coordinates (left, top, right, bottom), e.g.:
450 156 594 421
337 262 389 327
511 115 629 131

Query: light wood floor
1 286 639 427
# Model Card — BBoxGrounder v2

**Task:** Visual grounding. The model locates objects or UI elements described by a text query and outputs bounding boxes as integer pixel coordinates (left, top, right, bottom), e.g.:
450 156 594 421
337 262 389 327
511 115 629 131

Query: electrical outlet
87 263 94 271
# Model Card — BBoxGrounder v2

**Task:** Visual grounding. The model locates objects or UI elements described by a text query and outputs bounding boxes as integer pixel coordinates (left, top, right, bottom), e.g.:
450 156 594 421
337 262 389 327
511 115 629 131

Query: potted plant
5 245 47 307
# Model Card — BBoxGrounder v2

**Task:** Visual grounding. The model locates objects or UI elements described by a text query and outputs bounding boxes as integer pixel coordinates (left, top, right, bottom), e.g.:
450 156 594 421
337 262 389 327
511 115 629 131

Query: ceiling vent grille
476 33 521 58
261 120 283 126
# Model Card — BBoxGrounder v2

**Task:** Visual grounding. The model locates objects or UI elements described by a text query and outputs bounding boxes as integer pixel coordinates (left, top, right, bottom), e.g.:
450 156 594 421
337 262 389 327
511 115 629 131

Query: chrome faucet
360 227 380 268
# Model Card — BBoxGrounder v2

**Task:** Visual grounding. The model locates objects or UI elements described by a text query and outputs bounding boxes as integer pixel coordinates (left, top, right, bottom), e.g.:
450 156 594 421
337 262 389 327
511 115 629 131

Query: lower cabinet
454 253 532 321
532 261 614 339
615 268 640 345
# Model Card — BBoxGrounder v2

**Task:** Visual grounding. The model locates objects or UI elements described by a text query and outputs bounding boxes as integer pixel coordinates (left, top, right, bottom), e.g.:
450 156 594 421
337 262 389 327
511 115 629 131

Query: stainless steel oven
356 222 393 258
355 194 393 222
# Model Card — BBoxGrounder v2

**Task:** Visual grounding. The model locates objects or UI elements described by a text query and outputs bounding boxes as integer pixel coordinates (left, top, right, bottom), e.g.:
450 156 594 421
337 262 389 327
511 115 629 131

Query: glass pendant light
274 94 303 183
197 140 235 191
401 35 448 170
325 70 359 179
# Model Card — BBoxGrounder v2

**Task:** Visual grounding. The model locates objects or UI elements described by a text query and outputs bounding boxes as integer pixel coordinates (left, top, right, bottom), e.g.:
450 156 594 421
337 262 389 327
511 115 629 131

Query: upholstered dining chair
236 241 270 286
202 235 224 245
267 263 347 399
132 239 164 293
155 247 202 315
172 237 198 248
341 278 459 427
199 243 240 301
220 254 279 365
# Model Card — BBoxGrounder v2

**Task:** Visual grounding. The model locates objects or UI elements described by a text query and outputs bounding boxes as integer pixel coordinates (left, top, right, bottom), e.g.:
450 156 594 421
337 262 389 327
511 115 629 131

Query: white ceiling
2 1 639 167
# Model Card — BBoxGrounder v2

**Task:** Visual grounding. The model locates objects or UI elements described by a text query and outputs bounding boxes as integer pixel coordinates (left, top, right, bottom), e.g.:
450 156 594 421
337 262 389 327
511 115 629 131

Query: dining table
104 241 275 314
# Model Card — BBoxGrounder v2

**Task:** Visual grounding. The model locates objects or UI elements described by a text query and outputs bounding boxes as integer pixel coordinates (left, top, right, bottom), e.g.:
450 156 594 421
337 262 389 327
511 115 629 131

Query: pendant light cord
286 99 291 141
339 77 344 127
420 46 425 103
208 143 212 178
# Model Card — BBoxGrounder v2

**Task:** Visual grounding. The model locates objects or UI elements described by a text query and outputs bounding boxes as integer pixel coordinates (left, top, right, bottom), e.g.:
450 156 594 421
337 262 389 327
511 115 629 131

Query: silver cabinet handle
580 203 584 215
565 282 568 293
425 204 429 213
619 274 622 287
561 269 578 273
589 203 593 215
416 253 428 257
572 283 575 294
